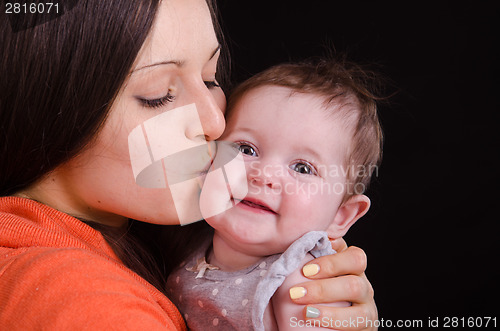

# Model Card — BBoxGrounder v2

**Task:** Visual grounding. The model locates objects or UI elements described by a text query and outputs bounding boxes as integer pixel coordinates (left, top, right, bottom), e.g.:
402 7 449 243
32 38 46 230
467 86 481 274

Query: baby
167 58 383 330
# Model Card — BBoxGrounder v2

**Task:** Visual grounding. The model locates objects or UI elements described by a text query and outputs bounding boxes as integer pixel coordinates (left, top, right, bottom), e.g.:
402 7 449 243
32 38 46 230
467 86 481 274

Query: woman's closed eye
204 80 220 89
290 160 318 176
137 92 175 109
136 79 219 109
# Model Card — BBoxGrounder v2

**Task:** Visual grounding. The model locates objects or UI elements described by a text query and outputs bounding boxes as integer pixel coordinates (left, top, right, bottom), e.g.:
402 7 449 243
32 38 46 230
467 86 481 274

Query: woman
0 0 377 329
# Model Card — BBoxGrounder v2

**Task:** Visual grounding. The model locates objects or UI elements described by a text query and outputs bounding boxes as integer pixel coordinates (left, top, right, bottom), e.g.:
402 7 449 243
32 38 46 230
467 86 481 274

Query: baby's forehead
226 85 356 154
230 85 359 126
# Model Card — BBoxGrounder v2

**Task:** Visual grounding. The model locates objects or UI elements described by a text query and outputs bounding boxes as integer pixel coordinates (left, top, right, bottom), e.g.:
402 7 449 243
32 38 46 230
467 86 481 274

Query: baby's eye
290 161 317 176
237 143 258 157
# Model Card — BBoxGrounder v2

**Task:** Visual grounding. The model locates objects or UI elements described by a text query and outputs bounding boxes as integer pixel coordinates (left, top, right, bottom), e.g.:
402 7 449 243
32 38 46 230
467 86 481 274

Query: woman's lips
234 197 277 214
199 159 214 176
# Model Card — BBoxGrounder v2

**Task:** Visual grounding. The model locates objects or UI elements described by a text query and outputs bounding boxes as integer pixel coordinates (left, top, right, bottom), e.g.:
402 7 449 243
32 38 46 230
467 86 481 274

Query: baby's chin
209 217 289 255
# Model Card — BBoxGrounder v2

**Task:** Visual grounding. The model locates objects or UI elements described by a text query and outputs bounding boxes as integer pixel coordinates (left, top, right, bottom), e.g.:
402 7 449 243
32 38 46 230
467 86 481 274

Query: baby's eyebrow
231 127 255 135
296 145 323 163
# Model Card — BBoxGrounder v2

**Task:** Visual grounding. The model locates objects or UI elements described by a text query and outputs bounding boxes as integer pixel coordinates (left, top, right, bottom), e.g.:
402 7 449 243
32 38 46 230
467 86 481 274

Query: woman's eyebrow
132 60 183 73
131 44 221 74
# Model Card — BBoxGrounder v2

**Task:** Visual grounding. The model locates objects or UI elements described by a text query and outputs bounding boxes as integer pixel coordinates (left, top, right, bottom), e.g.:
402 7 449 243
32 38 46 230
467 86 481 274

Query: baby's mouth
234 198 277 214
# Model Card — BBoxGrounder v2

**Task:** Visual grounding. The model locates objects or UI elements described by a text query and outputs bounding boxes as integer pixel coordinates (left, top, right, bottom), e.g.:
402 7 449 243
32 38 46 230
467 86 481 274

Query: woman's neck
208 231 264 272
15 174 128 227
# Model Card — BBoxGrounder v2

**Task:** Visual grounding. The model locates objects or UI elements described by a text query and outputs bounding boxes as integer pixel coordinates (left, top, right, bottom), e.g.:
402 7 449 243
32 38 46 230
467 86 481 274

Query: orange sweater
0 197 186 330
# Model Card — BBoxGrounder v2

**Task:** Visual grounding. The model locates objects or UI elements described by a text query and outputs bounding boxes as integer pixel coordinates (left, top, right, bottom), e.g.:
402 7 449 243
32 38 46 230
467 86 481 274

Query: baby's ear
326 195 371 239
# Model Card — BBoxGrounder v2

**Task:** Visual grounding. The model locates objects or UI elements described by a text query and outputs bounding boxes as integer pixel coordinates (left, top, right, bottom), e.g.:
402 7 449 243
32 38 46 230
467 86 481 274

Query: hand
290 238 378 330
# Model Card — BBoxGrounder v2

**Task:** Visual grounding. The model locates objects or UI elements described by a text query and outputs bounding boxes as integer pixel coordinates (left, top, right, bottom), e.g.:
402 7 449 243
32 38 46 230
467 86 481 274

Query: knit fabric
0 196 186 330
167 231 334 330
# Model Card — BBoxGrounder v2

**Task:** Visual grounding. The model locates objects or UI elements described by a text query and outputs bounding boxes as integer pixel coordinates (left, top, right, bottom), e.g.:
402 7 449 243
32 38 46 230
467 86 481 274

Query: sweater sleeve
0 247 186 330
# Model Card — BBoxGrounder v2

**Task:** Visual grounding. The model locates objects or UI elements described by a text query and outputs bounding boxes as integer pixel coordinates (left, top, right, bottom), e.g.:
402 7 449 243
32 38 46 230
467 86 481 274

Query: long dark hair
1 0 160 196
1 0 226 293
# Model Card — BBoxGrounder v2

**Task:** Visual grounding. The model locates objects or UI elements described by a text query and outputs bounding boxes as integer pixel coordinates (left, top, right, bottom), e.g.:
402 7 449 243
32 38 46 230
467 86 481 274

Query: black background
218 0 499 326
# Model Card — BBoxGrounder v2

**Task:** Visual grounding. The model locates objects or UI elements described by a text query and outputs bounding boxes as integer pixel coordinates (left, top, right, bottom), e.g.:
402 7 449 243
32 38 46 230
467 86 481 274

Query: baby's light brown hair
226 57 384 199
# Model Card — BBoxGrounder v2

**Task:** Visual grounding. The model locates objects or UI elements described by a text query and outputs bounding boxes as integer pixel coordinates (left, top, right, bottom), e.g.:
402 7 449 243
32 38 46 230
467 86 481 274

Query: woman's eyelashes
137 80 219 109
137 93 175 109
204 80 220 89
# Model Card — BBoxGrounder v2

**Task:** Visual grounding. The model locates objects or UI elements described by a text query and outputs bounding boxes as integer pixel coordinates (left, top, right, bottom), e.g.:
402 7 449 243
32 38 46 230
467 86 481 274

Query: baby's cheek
293 182 323 205
289 183 341 224
282 189 318 222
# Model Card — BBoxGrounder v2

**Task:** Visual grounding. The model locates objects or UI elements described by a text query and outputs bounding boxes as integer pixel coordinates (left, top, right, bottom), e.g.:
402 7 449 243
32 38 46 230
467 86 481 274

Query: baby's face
202 85 353 256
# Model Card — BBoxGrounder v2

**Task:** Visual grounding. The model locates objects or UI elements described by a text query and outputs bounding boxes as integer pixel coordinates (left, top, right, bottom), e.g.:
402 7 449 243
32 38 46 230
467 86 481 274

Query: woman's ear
327 194 371 239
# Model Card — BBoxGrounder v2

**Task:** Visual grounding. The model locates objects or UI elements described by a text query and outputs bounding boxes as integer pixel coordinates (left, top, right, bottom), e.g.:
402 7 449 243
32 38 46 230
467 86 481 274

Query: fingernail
306 306 321 318
289 286 306 299
302 263 320 277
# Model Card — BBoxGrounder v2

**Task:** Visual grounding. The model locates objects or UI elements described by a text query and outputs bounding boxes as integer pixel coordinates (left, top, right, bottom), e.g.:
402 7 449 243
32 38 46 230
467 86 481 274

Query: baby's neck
208 232 264 272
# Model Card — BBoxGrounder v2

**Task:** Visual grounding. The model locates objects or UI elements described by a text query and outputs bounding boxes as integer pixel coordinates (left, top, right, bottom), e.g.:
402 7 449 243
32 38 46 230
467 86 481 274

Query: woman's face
52 0 225 226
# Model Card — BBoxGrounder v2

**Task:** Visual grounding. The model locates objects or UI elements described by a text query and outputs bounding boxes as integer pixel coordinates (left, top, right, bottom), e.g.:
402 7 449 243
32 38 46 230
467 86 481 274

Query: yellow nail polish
302 263 320 277
289 286 306 300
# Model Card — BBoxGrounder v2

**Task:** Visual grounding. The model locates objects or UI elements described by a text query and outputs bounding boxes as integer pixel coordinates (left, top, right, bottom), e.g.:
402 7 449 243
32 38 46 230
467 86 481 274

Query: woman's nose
185 82 226 141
